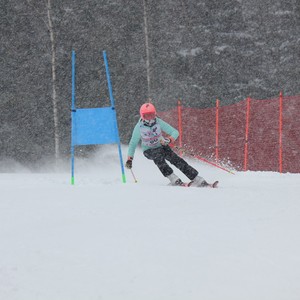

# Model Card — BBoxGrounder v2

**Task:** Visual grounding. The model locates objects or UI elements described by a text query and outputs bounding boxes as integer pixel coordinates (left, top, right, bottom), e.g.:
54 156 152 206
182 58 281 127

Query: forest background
1 0 299 168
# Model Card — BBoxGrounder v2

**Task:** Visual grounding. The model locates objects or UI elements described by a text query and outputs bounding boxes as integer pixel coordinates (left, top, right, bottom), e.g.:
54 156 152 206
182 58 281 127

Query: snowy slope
1 146 300 300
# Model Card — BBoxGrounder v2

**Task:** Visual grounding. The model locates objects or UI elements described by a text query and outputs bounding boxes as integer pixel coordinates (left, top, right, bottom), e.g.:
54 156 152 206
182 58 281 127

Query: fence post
215 99 219 162
244 97 251 171
177 99 183 156
279 91 283 173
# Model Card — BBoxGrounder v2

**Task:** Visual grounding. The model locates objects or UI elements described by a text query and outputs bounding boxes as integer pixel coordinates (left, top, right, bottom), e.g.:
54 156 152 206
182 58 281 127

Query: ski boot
188 176 209 187
167 173 184 186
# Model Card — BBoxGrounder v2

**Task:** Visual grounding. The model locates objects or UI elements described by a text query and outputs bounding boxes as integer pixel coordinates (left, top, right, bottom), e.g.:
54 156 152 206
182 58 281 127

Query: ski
174 180 219 188
188 180 219 188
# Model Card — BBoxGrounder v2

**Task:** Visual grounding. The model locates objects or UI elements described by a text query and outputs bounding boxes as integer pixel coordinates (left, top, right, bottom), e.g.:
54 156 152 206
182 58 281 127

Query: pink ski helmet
140 103 157 120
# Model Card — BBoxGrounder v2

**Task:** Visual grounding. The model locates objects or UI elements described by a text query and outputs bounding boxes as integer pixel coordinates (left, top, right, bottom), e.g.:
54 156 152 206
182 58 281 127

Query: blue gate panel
72 107 119 146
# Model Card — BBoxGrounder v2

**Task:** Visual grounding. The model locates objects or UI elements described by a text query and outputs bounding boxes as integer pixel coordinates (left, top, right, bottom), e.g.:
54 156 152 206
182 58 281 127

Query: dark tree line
0 0 299 167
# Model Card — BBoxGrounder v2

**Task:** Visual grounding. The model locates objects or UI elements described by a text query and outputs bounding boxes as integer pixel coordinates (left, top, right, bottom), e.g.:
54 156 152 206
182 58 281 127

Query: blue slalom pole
103 51 115 108
71 50 76 185
103 51 126 183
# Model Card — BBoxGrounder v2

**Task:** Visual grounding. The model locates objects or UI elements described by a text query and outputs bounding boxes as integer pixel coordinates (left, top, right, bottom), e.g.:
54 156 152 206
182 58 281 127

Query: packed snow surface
1 147 300 300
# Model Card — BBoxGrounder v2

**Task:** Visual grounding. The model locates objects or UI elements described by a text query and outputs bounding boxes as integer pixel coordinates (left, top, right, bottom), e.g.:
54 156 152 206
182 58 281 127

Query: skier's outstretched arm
126 123 140 169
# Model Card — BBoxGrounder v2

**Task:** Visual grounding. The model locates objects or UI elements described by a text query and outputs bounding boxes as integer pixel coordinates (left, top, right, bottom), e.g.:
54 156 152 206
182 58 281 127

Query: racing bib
140 123 162 147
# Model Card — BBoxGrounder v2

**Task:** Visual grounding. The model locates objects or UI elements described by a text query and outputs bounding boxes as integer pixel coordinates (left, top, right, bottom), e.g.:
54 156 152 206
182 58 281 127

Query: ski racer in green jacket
125 102 209 187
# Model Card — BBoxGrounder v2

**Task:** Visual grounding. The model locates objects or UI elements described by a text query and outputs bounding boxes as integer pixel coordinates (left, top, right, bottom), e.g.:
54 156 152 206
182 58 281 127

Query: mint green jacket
127 117 179 158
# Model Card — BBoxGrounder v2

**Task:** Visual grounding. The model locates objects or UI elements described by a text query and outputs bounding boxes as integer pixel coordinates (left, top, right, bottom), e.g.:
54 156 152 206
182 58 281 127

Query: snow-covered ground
1 146 300 300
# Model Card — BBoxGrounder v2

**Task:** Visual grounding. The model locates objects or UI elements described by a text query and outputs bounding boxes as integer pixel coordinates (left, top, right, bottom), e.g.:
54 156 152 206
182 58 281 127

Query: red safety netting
159 93 300 173
282 95 300 173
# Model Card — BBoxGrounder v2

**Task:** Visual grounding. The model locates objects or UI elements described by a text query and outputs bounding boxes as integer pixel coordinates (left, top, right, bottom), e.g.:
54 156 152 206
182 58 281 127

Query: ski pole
130 168 138 183
174 146 235 175
191 153 235 175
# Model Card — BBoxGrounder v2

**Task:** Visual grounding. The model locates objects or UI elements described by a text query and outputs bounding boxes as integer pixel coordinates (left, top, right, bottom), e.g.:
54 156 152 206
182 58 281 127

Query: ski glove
160 136 175 146
125 157 133 169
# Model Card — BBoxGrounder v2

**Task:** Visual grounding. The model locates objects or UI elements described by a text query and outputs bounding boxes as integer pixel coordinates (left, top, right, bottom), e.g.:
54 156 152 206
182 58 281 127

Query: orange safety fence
158 93 300 173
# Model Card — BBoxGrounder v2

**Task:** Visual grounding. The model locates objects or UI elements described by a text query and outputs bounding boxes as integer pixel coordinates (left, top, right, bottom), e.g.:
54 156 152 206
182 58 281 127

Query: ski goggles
142 112 156 120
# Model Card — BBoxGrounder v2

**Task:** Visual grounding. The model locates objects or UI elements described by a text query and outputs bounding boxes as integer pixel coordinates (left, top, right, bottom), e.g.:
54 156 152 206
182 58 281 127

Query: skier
125 102 212 187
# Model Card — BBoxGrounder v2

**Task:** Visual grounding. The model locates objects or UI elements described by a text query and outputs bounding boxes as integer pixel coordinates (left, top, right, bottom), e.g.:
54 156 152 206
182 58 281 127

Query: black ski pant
143 145 198 180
